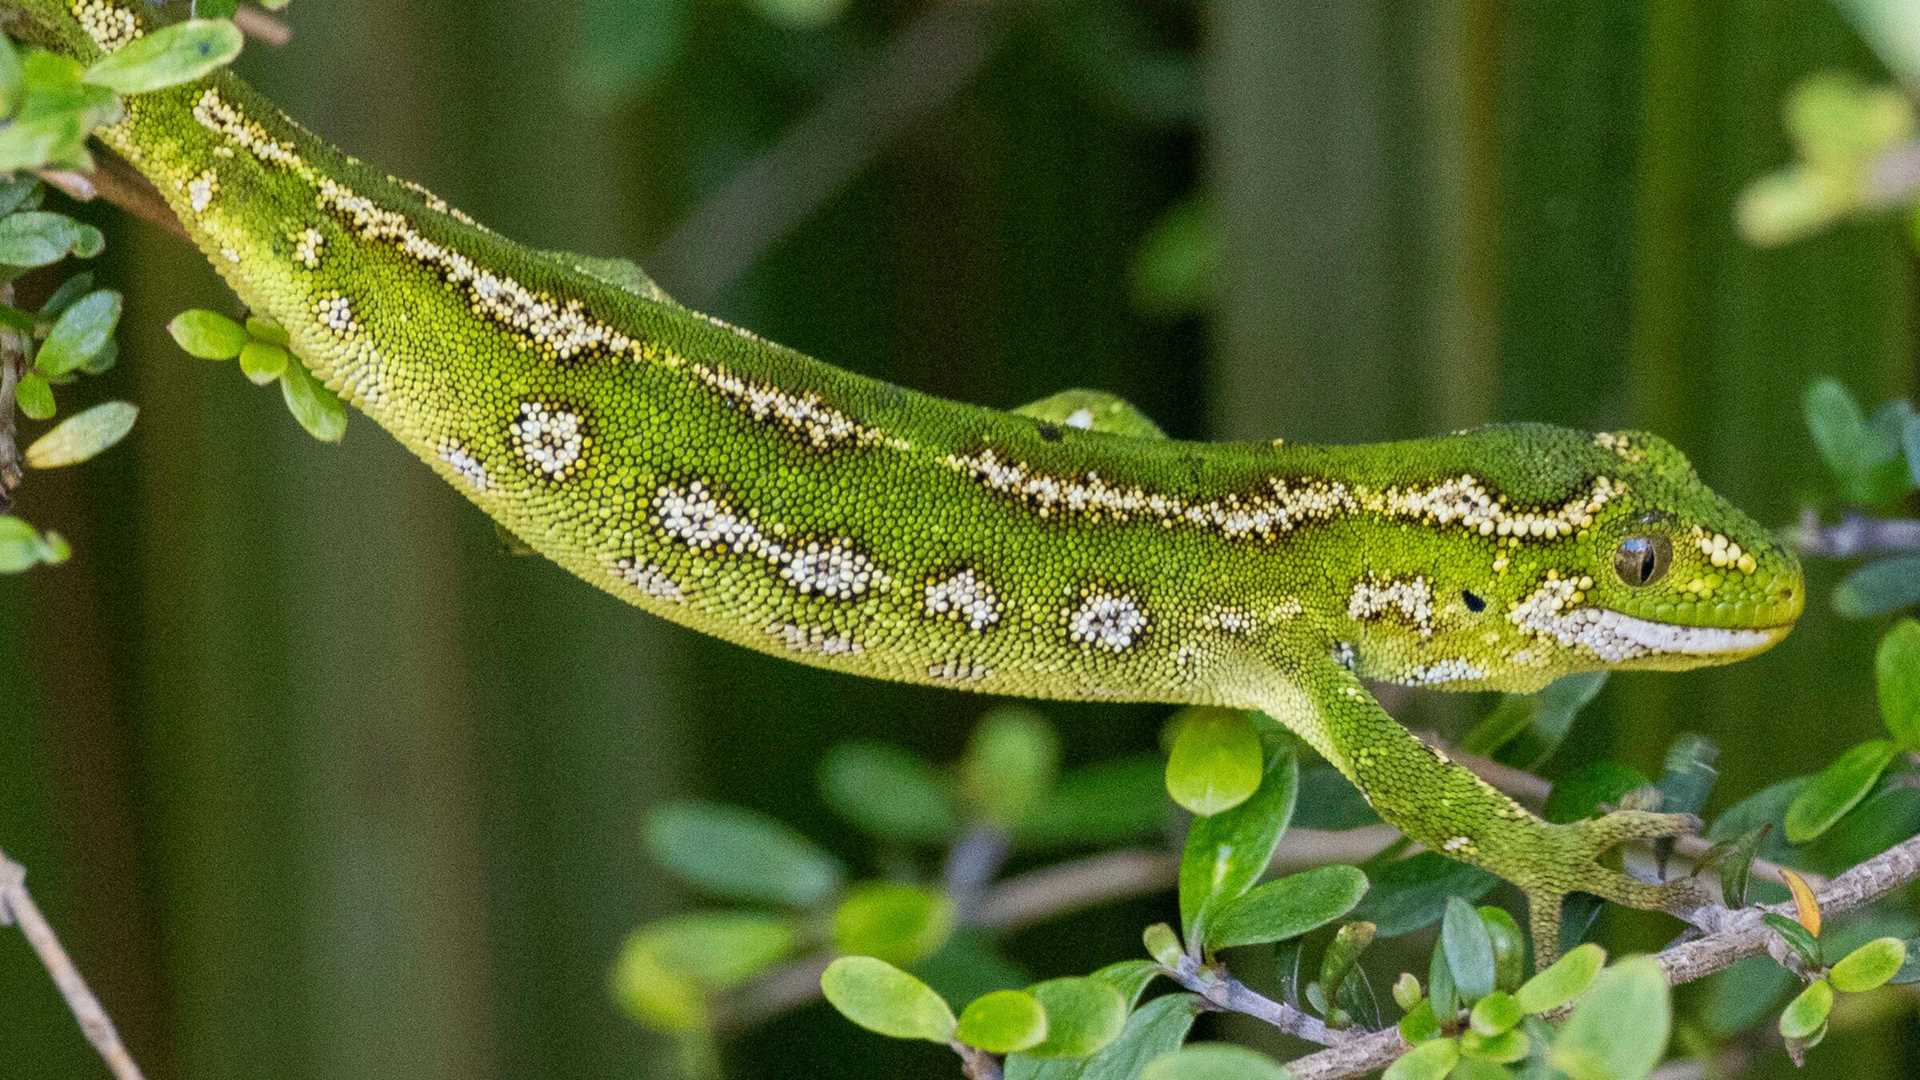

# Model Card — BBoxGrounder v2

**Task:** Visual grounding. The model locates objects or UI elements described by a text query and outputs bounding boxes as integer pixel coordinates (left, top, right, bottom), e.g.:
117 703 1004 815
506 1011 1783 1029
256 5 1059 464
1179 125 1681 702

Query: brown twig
1283 831 1920 1080
37 152 190 242
0 848 146 1080
232 6 292 47
0 282 23 510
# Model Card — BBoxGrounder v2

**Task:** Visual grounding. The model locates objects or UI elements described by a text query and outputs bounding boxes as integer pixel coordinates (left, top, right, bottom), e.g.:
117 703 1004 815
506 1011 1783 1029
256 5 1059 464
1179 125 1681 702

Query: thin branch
951 1041 1004 1080
1283 831 1920 1080
0 848 146 1080
37 152 190 242
1791 509 1920 559
232 7 292 47
1165 951 1348 1046
0 283 22 509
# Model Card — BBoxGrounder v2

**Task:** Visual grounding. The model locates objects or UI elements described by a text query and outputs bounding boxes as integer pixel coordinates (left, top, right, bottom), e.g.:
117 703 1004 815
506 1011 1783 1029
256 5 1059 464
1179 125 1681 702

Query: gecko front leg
1259 652 1708 963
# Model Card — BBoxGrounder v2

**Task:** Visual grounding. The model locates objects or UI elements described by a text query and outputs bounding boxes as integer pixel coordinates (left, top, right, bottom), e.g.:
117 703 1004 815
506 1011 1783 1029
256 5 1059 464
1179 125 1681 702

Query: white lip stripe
1594 610 1778 656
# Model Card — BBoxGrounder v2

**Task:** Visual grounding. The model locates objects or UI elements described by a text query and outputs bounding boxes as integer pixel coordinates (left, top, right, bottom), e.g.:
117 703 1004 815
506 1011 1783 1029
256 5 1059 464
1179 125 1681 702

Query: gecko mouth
1551 607 1793 663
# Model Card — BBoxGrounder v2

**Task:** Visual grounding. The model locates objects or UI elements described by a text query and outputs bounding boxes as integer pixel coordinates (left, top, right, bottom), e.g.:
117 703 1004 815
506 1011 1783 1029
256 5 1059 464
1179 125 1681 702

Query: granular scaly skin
11 1 1806 955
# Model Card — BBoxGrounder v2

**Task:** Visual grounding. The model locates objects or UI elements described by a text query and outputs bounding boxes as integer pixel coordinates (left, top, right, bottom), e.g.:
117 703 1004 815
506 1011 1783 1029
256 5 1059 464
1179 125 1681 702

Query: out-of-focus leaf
644 799 843 907
0 34 20 115
913 930 1029 1008
195 0 240 18
168 308 248 359
1805 378 1912 505
1705 825 1770 908
1905 414 1920 485
955 989 1048 1054
1877 620 1920 749
1833 0 1920 85
1204 865 1367 951
610 911 797 1033
1140 1043 1292 1080
1460 672 1608 769
279 358 347 442
1020 977 1127 1059
819 741 956 843
1178 748 1298 941
1292 764 1378 830
1017 755 1169 848
1005 993 1200 1080
1784 739 1898 843
1830 937 1906 992
1397 997 1441 1044
1655 733 1719 817
1428 936 1457 1026
831 882 955 967
1548 957 1669 1080
1543 761 1652 824
24 400 135 468
1470 991 1522 1037
1458 1029 1528 1066
1165 707 1263 816
1130 196 1218 318
1317 921 1375 1016
819 956 955 1043
573 0 691 105
1351 853 1499 937
83 19 244 94
1442 897 1497 1004
753 0 852 30
37 271 93 319
1763 913 1823 969
1887 936 1920 984
0 515 70 573
960 705 1059 828
1833 555 1920 617
1382 1038 1459 1080
1514 943 1605 1015
1699 955 1796 1036
32 289 120 377
1778 978 1833 1041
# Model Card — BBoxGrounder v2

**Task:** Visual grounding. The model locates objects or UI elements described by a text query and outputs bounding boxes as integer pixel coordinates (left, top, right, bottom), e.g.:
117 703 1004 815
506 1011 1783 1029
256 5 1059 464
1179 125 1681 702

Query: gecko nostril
1461 590 1486 612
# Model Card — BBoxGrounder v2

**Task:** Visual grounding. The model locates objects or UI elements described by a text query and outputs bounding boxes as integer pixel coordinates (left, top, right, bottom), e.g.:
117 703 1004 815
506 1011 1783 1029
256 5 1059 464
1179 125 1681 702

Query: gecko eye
1612 536 1672 588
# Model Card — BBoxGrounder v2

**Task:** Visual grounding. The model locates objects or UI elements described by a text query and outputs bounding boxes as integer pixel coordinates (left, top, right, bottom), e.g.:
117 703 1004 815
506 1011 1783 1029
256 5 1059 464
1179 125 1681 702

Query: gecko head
1336 425 1802 693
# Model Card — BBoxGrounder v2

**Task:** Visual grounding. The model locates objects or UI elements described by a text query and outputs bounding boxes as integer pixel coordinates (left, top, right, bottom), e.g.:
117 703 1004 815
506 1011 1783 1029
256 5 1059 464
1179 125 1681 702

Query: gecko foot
1519 810 1710 966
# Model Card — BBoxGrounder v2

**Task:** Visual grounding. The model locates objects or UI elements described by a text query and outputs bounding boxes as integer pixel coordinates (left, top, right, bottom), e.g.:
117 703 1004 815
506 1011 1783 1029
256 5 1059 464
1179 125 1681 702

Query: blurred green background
2 0 1917 1076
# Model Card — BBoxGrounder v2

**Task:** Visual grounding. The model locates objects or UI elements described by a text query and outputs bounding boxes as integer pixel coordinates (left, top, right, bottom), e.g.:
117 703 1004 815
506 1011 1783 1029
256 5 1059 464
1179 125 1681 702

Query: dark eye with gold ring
1613 535 1672 587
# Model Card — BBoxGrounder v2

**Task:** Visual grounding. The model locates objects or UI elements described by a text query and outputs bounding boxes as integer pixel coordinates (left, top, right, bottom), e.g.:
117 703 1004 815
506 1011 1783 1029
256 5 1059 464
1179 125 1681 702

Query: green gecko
11 2 1804 956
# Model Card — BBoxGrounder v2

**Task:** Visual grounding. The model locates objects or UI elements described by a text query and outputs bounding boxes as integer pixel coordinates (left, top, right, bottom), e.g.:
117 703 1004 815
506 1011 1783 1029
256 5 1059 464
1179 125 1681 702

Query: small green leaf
607 938 705 1032
1478 907 1526 992
1877 621 1920 750
1142 922 1183 968
1905 414 1920 486
15 371 54 420
1392 972 1422 1012
1178 748 1299 941
819 741 956 843
1397 997 1442 1044
168 309 249 360
1022 977 1127 1059
238 340 291 386
1549 956 1670 1080
1129 196 1219 319
1441 897 1498 1004
1165 707 1263 816
69 225 104 258
644 799 844 907
1382 1036 1460 1080
1351 853 1499 937
1205 865 1367 950
0 516 70 573
1291 764 1378 830
1514 942 1605 1015
1784 738 1899 843
832 882 955 967
1830 937 1907 993
955 989 1048 1054
1806 378 1876 501
83 19 245 95
1005 992 1199 1080
33 289 120 377
819 956 956 1043
1140 1042 1292 1080
1469 991 1521 1036
1428 939 1457 1027
246 314 291 347
960 705 1059 828
1833 555 1920 618
1708 824 1770 908
1763 913 1823 969
1458 1027 1528 1064
195 0 240 18
1089 959 1163 1010
38 271 95 319
1317 921 1376 1023
0 211 85 268
24 400 135 468
1887 937 1920 984
279 358 347 442
1778 978 1833 1041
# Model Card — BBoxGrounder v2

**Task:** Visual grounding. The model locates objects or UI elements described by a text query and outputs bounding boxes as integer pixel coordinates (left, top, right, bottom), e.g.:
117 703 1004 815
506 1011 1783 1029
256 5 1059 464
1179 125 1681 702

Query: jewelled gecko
11 1 1804 954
